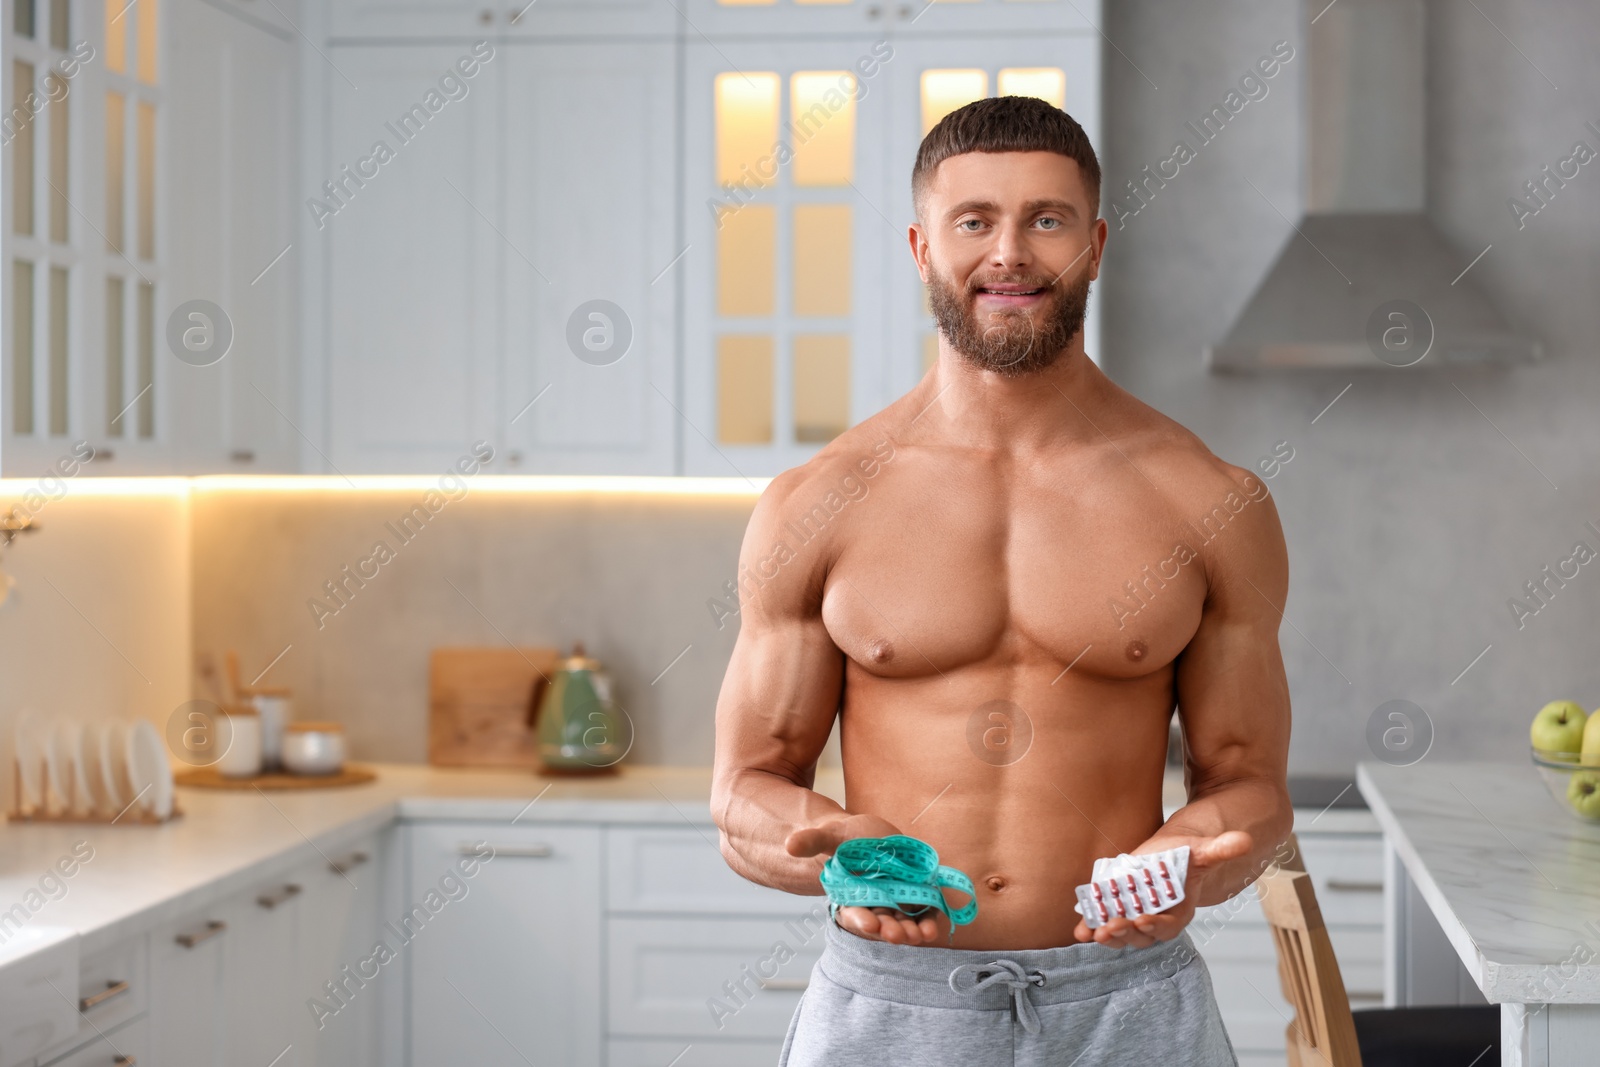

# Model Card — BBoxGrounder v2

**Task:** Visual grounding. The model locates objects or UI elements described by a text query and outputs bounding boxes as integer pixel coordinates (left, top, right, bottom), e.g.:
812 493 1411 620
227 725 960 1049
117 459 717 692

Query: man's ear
1087 216 1109 282
907 222 930 283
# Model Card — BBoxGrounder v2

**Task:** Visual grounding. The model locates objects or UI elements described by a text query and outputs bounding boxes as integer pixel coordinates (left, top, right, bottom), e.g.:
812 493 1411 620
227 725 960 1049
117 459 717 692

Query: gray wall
1098 0 1600 770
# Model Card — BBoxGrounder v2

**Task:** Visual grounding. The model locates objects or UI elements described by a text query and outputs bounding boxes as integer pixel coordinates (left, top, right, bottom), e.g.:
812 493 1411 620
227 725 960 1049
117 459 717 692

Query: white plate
56 720 92 815
101 720 132 815
40 724 67 815
80 721 110 814
12 714 44 815
124 720 172 820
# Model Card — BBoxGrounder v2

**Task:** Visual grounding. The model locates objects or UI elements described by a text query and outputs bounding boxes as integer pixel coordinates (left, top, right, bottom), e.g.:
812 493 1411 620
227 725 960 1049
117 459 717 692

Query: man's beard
926 264 1091 378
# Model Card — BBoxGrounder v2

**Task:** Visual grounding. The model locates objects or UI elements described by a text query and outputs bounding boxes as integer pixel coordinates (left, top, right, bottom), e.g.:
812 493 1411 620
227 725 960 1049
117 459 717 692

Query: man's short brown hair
912 96 1101 223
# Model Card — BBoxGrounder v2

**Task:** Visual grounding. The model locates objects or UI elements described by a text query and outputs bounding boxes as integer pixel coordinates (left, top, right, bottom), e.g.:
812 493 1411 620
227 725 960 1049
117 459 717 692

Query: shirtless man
710 96 1293 1066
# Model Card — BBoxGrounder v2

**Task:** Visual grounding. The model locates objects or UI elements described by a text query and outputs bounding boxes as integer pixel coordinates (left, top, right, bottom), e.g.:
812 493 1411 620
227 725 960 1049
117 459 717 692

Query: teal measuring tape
819 835 978 940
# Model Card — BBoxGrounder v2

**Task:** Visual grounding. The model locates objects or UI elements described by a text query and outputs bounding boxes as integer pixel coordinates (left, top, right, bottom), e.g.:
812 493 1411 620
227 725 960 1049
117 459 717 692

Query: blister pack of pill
1073 845 1190 929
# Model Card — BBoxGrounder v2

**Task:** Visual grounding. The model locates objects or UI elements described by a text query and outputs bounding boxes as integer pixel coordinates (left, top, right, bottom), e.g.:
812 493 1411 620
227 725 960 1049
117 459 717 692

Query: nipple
868 639 895 664
1125 639 1148 662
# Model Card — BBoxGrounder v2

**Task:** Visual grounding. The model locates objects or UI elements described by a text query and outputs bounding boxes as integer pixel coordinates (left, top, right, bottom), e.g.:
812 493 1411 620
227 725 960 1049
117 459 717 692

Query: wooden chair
1256 834 1499 1067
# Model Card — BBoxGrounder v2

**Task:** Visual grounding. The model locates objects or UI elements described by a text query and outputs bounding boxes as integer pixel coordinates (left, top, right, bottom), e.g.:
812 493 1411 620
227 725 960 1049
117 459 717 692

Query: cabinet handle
175 920 227 948
257 883 303 909
866 4 882 17
114 1057 136 1066
329 850 370 875
229 449 255 463
1347 990 1384 1002
759 978 809 992
79 980 130 1011
462 842 551 858
95 447 115 461
1324 879 1383 893
480 7 494 22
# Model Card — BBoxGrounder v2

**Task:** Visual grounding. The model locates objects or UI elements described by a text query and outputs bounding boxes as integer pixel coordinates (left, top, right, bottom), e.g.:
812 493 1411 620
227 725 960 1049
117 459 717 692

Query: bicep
1173 485 1291 787
713 480 846 786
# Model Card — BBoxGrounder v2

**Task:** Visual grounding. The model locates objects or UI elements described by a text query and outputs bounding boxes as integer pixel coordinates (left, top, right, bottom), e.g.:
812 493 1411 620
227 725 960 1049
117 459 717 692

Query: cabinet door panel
406 823 602 1067
149 911 227 1067
221 872 308 1066
326 45 502 472
500 41 678 474
296 836 383 1067
607 915 825 1040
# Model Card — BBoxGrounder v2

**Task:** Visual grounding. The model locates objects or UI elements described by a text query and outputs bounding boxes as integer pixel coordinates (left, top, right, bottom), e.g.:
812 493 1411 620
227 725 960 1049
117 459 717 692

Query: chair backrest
1255 833 1363 1067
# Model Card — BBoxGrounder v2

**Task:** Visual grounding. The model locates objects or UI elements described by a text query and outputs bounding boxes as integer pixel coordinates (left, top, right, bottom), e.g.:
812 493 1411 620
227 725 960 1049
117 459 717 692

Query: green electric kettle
534 643 627 773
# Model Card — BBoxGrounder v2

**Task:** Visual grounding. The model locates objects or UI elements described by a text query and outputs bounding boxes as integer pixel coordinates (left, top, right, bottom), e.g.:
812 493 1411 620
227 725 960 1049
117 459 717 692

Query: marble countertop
0 762 1372 958
1358 760 1600 1004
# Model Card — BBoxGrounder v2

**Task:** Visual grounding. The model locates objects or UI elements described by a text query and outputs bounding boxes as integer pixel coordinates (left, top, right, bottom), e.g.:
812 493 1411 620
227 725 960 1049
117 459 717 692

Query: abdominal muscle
835 667 1175 951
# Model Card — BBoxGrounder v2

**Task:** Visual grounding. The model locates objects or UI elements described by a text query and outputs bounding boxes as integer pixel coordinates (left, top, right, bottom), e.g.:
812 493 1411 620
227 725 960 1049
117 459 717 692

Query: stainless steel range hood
1206 0 1541 370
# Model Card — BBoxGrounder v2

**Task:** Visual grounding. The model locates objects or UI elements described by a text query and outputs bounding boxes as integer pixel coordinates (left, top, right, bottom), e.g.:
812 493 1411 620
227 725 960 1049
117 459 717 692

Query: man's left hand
1070 830 1253 950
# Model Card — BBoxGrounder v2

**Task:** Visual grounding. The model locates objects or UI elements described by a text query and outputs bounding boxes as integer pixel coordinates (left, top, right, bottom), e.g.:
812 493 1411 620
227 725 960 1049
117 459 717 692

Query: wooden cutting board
428 647 562 768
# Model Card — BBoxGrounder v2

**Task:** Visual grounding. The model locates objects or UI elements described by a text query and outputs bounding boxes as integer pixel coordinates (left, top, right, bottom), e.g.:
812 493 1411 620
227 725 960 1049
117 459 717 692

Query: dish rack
6 755 181 824
8 713 182 826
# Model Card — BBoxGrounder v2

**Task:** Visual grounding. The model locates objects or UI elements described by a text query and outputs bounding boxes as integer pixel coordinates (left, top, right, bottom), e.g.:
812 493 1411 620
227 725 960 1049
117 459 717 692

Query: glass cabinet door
684 38 890 477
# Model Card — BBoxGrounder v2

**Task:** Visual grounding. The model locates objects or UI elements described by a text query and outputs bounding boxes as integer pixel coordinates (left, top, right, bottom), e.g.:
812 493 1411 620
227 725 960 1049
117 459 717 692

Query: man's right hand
785 815 949 946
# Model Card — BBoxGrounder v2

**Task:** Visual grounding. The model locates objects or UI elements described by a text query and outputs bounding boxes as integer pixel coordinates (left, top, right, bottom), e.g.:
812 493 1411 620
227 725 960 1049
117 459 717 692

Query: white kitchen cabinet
680 0 1100 38
499 40 678 474
295 836 384 1067
324 44 503 473
37 1015 146 1067
165 0 301 473
405 823 602 1067
608 916 824 1041
331 0 675 40
149 909 227 1067
220 871 308 1066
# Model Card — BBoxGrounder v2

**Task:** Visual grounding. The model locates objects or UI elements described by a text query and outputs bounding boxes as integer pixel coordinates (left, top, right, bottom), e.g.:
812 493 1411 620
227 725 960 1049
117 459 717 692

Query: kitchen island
1358 760 1600 1066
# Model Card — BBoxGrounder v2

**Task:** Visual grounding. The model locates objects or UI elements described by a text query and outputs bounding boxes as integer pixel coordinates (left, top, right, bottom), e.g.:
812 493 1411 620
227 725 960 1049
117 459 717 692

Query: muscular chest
820 468 1208 680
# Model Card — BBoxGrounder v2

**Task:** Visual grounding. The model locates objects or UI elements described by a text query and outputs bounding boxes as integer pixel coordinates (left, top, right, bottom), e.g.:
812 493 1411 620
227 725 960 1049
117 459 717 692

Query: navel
868 639 895 664
985 875 1009 893
1125 639 1148 663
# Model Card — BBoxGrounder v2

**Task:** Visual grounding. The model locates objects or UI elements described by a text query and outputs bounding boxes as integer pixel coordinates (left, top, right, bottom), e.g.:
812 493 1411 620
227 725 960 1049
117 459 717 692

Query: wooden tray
174 764 378 790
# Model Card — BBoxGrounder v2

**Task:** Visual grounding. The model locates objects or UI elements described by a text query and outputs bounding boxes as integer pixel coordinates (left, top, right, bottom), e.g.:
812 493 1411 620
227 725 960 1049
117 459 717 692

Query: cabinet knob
94 447 114 461
229 449 255 463
896 3 912 16
866 5 882 17
175 919 227 948
480 8 494 22
114 1057 136 1066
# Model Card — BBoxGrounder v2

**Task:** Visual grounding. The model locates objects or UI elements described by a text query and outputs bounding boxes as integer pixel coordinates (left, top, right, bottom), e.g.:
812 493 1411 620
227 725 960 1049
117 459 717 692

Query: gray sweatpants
779 919 1238 1066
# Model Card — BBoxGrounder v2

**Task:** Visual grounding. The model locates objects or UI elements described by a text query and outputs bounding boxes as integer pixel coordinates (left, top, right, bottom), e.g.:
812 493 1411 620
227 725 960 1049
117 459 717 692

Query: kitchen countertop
0 762 1373 958
1358 760 1600 1004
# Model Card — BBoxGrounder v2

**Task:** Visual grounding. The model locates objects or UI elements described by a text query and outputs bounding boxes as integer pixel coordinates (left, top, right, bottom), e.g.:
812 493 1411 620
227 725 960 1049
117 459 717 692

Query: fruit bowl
1531 747 1600 822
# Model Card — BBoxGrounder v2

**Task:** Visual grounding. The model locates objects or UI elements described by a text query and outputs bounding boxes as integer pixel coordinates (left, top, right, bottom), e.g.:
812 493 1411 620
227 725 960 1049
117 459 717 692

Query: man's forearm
711 767 852 896
1141 775 1293 907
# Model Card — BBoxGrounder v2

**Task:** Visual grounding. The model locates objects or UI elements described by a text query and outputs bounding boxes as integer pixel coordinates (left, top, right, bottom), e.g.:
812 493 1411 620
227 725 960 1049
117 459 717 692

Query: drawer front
607 914 828 1040
1298 835 1384 927
40 1014 146 1067
609 1038 785 1066
1327 926 1384 1005
607 826 809 915
69 936 147 1050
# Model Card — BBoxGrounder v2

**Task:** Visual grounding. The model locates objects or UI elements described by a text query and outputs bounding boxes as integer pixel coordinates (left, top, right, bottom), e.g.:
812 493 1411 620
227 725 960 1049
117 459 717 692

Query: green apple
1532 700 1588 759
1569 770 1600 818
1582 710 1600 767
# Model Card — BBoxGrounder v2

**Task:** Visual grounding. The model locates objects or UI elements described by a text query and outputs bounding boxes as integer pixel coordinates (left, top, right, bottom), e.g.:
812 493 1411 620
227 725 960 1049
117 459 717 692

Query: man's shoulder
762 415 905 507
1098 396 1257 500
